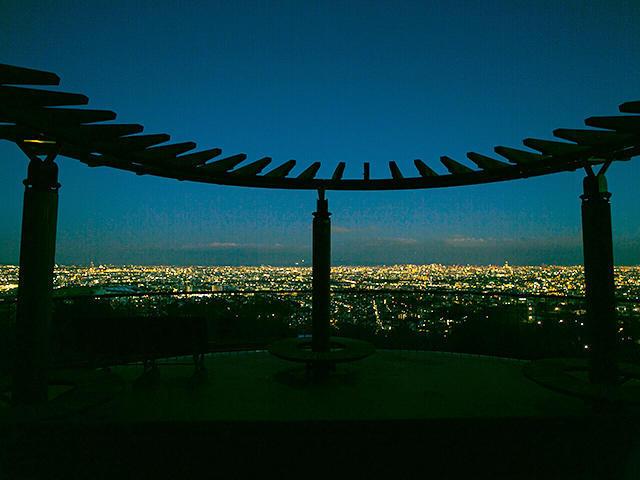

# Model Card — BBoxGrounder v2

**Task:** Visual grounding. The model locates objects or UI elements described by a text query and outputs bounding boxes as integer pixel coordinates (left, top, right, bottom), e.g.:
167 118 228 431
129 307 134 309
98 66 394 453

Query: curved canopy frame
1 63 638 190
4 63 636 404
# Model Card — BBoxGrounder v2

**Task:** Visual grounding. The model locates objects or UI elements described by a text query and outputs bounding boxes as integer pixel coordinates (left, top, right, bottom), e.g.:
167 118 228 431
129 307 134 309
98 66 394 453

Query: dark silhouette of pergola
1 63 638 406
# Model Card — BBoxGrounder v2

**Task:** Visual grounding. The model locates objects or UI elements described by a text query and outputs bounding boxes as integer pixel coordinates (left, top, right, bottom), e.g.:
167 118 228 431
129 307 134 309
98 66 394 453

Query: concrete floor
83 350 594 422
2 350 640 479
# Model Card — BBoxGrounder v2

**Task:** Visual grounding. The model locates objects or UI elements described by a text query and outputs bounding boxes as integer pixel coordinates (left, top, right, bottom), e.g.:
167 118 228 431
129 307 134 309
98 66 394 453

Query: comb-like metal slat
54 145 101 165
230 157 272 176
331 162 346 181
440 156 474 174
134 142 197 162
297 162 321 181
414 159 438 177
0 64 60 86
84 153 134 168
264 160 296 178
466 152 509 169
389 161 403 180
494 146 545 164
619 101 640 113
57 124 144 141
585 116 640 132
0 107 117 126
0 86 88 107
12 123 148 154
166 148 222 167
95 134 171 152
553 128 637 147
522 138 591 156
198 154 247 173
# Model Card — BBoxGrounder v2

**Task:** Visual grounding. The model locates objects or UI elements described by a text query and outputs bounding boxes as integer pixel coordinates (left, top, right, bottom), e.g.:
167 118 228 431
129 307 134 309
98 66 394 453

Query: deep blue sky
1 0 639 266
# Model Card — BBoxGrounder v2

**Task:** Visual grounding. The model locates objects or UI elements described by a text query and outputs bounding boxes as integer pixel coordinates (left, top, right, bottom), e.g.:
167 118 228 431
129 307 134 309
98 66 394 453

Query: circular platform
0 368 124 422
268 336 375 364
523 358 640 405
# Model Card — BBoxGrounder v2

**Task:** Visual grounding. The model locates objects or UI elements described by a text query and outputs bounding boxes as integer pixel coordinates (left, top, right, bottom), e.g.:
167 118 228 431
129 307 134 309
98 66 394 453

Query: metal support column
312 189 331 353
581 172 618 385
13 151 60 405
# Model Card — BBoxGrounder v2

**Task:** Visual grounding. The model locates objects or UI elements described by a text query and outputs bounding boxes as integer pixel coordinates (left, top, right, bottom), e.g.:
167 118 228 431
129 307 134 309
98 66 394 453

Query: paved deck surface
2 350 640 479
87 350 595 421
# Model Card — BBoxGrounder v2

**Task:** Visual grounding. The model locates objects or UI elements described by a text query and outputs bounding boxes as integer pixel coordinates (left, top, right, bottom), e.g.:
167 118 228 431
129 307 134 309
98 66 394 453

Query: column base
523 358 640 408
268 336 375 367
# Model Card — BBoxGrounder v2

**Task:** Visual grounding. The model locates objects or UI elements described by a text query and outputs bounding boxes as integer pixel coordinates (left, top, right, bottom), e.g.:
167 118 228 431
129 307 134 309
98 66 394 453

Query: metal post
312 189 331 353
581 173 618 385
13 152 60 405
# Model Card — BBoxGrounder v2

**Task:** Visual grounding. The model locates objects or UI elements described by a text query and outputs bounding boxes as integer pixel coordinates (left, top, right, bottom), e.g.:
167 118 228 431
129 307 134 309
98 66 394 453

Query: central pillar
581 173 618 386
312 189 331 353
13 153 60 405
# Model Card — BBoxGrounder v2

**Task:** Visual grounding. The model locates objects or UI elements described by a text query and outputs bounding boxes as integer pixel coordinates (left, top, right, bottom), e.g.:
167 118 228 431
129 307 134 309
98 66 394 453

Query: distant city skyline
3 235 640 268
33 235 640 267
1 1 638 266
2 264 639 301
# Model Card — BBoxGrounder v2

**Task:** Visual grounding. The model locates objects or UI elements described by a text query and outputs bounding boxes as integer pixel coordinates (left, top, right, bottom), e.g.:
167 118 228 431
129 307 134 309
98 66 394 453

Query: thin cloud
180 242 246 250
52 235 640 266
444 235 486 246
332 226 355 233
179 241 291 252
375 237 418 245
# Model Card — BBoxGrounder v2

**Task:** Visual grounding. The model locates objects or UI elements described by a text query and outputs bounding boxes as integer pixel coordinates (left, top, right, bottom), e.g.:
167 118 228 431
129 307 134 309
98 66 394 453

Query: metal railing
1 288 639 371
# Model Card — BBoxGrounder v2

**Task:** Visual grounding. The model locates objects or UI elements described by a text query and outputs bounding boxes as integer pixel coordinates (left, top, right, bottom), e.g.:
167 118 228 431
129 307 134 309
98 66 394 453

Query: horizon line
2 263 640 268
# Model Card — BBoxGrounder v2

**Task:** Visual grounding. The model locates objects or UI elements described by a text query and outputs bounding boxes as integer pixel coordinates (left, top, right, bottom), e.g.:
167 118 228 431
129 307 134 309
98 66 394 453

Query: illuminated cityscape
2 263 640 299
2 2 640 476
1 264 638 361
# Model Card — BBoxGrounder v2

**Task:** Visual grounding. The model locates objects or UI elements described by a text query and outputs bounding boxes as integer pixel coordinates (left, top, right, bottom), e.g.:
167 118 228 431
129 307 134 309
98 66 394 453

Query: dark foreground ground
1 350 639 479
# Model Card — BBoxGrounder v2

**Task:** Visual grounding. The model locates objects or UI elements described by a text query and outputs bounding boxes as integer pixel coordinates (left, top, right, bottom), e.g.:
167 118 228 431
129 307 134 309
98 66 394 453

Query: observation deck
2 349 640 479
2 63 640 478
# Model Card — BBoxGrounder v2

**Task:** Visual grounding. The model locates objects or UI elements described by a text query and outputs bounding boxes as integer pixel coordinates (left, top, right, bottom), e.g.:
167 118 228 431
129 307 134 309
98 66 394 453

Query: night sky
1 1 639 266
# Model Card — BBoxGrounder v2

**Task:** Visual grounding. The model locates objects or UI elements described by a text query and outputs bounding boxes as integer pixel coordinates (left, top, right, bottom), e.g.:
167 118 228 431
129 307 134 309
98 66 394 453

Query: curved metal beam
1 63 638 192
